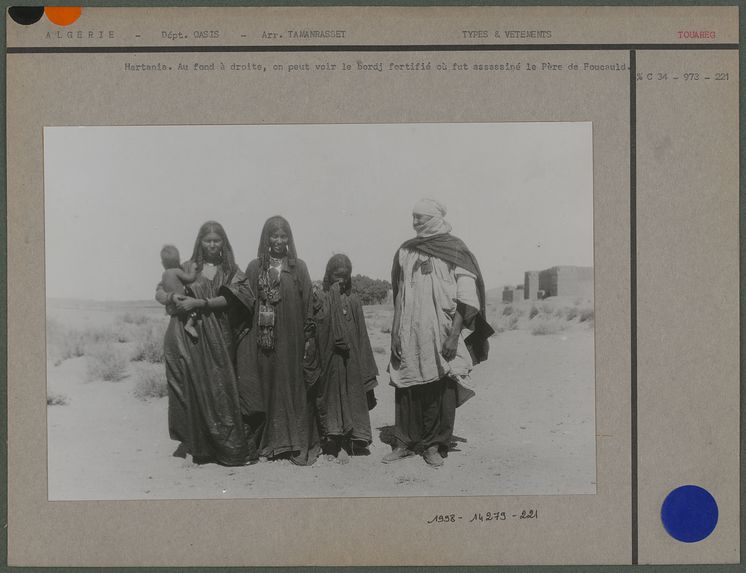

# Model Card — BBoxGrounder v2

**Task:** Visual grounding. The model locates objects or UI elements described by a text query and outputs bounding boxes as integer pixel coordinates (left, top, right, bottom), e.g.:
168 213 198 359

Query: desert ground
46 295 595 500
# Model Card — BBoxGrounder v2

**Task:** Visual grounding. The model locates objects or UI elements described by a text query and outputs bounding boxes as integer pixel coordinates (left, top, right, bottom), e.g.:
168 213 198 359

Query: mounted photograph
44 122 595 500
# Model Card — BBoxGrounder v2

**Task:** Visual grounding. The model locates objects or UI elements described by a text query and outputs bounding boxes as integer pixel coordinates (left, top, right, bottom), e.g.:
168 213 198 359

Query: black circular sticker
8 6 44 25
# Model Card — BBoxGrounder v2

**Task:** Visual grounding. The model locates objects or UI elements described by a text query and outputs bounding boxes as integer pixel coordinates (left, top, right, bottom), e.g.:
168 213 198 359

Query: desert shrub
133 363 168 400
81 326 118 345
566 307 579 320
120 312 150 325
502 305 514 316
115 330 131 343
47 320 121 364
553 308 565 319
579 308 594 323
50 331 87 363
132 322 166 363
541 302 554 314
490 312 519 334
529 306 539 320
530 319 566 336
47 392 69 406
86 344 129 382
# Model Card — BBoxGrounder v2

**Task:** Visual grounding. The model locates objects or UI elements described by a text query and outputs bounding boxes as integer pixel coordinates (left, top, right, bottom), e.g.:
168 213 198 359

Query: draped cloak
391 234 494 364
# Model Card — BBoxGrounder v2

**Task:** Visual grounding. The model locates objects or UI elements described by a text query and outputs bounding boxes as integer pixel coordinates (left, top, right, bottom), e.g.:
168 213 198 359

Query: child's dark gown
307 284 378 448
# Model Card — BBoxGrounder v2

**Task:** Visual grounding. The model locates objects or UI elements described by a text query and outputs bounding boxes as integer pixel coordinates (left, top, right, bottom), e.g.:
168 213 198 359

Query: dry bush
47 319 120 365
579 308 594 323
115 312 155 342
566 307 579 320
529 305 539 320
47 392 70 406
132 322 166 363
133 363 168 400
86 344 129 382
81 325 118 345
119 312 150 325
530 318 567 336
502 305 514 316
490 312 519 334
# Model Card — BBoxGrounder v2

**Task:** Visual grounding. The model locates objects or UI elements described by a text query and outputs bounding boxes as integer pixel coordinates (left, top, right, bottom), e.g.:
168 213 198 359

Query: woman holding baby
156 220 255 466
157 216 322 467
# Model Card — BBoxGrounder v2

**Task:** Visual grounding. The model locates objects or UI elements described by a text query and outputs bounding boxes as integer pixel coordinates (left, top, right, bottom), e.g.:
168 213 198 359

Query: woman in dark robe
236 216 320 466
155 221 255 466
307 254 378 463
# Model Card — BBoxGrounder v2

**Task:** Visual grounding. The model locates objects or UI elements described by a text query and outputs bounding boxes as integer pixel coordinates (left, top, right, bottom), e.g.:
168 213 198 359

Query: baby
160 244 199 340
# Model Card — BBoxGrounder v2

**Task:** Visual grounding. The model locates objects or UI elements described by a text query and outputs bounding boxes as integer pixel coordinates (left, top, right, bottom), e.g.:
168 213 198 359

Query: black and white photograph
44 122 595 500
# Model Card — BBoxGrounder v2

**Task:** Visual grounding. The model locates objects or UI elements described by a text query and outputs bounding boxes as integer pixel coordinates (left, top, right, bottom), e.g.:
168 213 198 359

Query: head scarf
412 198 452 238
322 254 353 353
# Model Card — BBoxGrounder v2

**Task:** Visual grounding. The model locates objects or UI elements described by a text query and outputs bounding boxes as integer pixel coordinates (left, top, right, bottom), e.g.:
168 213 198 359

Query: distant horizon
47 262 595 305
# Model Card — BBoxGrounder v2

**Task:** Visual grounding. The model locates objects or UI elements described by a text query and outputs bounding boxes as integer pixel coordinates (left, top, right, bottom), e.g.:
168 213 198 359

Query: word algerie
46 30 115 39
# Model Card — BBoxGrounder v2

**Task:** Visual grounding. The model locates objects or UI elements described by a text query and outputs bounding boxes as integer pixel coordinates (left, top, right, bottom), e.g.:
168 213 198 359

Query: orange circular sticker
45 6 81 26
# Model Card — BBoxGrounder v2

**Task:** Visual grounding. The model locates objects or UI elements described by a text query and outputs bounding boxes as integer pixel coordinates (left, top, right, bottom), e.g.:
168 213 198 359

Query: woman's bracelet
202 298 210 310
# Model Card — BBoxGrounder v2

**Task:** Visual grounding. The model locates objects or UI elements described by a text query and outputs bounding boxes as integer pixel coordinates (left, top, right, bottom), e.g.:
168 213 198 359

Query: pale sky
44 123 593 301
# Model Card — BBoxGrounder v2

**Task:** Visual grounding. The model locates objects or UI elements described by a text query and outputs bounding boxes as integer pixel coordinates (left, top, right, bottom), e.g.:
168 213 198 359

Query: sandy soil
47 302 595 500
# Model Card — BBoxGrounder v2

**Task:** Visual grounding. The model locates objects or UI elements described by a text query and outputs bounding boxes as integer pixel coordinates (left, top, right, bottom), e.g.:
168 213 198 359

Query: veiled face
330 265 350 285
268 227 289 257
412 213 432 231
201 231 223 261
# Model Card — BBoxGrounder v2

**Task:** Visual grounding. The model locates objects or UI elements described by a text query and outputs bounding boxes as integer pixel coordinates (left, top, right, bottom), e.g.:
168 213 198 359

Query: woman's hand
174 296 203 313
441 334 459 362
391 331 402 360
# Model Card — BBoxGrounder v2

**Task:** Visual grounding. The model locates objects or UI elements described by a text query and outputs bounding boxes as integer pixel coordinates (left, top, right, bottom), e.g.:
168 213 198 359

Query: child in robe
306 254 378 463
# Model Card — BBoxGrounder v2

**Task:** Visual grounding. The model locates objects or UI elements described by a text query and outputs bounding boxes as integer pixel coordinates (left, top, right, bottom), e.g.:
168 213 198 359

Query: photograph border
42 121 597 501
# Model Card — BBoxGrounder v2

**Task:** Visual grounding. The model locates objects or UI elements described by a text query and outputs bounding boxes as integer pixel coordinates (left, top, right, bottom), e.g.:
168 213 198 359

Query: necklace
269 255 284 265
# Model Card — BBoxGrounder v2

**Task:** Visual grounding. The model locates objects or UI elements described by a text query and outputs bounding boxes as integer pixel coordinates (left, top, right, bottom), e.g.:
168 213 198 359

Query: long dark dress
156 262 254 466
235 258 320 465
310 286 378 447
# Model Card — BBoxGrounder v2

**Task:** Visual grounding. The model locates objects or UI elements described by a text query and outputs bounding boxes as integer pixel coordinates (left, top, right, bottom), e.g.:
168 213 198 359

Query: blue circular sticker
661 485 718 543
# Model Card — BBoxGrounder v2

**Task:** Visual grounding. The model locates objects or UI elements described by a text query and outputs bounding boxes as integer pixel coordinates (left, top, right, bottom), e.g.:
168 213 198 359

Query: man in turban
383 199 494 467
